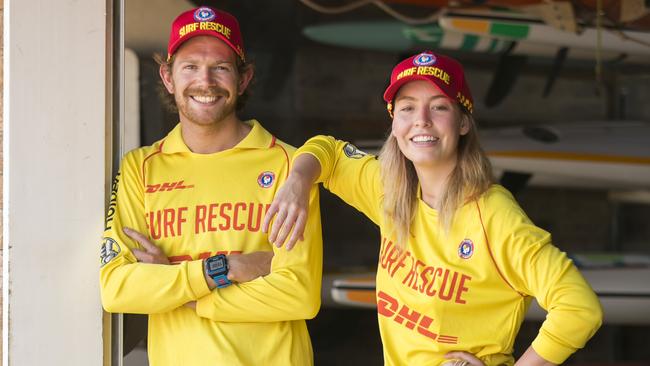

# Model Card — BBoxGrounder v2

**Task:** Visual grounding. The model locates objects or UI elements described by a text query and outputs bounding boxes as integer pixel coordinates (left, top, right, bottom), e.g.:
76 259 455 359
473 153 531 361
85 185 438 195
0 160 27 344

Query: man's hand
124 227 170 265
202 251 273 291
227 251 273 283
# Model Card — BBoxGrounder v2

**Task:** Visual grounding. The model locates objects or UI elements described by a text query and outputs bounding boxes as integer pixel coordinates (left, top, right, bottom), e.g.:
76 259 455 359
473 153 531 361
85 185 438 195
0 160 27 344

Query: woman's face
391 80 469 170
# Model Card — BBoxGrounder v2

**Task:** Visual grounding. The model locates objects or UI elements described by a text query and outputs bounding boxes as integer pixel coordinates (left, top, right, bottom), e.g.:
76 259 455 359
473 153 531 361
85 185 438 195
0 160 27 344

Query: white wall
125 49 140 154
3 0 106 364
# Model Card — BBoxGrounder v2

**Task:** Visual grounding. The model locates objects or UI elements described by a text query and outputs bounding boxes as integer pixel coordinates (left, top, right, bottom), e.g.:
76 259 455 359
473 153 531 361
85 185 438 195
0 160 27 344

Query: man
100 6 323 365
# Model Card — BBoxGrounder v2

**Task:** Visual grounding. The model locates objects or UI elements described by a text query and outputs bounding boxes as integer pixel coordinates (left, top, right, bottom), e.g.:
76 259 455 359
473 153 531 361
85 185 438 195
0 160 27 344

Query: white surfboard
302 21 647 62
439 12 650 57
356 121 650 191
481 121 650 190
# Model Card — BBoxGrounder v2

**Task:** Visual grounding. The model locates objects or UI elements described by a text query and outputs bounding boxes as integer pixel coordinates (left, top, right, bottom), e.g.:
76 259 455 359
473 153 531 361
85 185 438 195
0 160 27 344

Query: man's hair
153 53 254 114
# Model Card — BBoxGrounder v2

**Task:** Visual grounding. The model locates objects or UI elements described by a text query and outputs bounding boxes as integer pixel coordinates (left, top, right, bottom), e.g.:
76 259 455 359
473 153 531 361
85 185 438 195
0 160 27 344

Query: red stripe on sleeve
476 201 526 298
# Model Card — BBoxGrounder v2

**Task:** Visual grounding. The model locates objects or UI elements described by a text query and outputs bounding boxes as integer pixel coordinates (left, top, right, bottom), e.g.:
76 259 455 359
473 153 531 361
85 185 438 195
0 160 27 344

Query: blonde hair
378 107 492 251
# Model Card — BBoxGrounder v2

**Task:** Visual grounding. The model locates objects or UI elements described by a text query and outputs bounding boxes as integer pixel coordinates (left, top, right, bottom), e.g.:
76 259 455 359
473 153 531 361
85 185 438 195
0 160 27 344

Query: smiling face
160 36 253 127
391 80 469 171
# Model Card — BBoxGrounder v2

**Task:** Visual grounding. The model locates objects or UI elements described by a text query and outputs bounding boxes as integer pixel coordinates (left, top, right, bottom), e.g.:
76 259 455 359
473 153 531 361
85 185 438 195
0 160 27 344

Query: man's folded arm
195 188 323 322
99 152 211 314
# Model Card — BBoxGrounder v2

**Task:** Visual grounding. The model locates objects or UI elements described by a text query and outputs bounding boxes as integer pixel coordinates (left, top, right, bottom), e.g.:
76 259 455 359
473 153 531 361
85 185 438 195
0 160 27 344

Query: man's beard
176 86 237 125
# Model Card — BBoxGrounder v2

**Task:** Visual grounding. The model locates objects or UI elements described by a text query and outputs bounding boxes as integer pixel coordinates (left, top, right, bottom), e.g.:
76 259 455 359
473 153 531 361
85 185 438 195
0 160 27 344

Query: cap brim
383 75 452 103
168 30 244 61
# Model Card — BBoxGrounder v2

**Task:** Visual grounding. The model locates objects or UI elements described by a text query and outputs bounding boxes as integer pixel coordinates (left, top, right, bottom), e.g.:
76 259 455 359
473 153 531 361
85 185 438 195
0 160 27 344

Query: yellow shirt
297 135 602 366
100 120 323 366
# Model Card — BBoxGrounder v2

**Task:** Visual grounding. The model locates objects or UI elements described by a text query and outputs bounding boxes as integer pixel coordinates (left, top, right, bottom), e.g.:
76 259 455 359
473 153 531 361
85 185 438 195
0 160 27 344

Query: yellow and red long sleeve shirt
100 120 323 366
296 135 602 366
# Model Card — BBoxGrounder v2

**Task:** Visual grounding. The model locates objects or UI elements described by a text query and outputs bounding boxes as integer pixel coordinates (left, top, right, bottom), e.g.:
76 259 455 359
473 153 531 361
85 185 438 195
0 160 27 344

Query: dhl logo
378 291 458 344
146 180 194 193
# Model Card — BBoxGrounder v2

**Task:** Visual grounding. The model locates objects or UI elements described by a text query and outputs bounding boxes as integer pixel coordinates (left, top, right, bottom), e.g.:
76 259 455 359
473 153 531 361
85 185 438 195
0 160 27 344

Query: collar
160 119 276 154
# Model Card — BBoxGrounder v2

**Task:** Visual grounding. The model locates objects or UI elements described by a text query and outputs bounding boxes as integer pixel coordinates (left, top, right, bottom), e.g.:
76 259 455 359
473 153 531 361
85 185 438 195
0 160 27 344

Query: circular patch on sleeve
343 143 367 159
100 237 121 266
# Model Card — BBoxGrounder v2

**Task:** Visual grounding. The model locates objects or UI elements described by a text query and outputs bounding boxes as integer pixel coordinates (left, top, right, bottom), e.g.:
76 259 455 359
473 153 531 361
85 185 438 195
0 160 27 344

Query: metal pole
105 0 125 364
113 0 125 363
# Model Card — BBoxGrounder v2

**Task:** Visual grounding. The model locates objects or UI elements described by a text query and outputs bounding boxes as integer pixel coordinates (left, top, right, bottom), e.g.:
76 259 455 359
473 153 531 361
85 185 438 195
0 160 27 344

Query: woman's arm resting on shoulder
263 153 321 250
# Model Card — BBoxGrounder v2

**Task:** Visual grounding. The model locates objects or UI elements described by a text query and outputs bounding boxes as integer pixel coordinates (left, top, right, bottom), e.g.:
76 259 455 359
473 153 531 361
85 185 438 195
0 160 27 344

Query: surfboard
324 254 650 324
303 21 515 53
480 121 650 190
302 21 649 62
438 12 650 57
357 121 650 191
381 0 650 29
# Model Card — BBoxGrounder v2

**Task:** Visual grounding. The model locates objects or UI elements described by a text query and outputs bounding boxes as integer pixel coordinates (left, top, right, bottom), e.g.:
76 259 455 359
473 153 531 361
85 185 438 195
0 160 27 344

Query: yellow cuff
187 259 211 299
531 333 575 365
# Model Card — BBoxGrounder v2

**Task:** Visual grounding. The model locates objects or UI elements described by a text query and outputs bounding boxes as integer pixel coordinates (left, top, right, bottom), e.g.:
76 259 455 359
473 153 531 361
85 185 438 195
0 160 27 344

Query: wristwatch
205 254 231 288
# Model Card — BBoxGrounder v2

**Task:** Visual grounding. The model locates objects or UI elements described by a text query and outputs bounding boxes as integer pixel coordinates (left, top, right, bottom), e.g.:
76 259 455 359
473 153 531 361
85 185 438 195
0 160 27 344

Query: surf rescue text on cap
167 6 245 62
383 51 474 114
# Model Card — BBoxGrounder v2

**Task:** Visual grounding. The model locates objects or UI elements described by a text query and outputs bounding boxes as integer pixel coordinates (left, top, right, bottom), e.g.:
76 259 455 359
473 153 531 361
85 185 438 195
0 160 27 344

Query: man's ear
159 64 174 94
237 64 254 95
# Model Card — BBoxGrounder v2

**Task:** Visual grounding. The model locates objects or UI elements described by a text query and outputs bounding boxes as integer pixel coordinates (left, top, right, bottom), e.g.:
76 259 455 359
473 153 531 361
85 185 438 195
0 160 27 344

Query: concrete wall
3 0 105 364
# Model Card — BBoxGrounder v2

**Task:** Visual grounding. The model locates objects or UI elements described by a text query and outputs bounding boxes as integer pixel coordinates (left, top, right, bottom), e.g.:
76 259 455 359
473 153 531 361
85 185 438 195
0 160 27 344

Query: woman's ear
459 114 470 136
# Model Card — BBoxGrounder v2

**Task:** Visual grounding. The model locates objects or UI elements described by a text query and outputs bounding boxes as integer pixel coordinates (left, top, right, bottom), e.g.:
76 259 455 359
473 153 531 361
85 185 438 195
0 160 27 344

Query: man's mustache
184 87 230 98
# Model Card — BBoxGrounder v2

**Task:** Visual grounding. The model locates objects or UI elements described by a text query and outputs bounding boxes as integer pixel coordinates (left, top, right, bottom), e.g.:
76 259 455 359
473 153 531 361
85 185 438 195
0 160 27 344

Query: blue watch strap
212 273 231 288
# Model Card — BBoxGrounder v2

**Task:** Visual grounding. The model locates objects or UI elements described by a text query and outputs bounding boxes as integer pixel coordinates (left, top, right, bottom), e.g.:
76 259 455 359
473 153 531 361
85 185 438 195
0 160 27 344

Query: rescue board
302 21 650 62
438 12 650 57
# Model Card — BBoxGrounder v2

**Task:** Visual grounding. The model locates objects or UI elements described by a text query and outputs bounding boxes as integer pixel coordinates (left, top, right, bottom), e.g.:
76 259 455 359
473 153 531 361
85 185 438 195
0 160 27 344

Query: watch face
209 258 224 271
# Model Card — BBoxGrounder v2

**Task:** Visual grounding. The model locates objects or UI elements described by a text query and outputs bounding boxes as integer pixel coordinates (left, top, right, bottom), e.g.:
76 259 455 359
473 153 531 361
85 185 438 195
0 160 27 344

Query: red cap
383 51 473 114
167 7 245 62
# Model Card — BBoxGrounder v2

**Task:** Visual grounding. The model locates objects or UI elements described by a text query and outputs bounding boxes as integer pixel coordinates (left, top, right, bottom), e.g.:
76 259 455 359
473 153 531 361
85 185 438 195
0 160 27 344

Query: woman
263 51 602 365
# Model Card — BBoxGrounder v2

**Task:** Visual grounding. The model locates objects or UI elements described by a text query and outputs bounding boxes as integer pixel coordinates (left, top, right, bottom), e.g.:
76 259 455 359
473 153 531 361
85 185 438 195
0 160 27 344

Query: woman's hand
262 172 312 250
443 351 486 366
